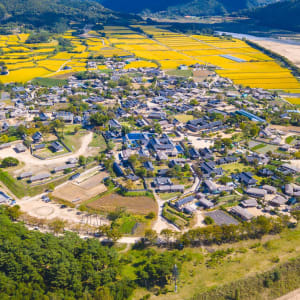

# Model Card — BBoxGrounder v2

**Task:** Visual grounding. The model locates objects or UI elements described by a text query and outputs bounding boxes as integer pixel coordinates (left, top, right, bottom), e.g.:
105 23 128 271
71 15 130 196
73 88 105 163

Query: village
0 56 299 239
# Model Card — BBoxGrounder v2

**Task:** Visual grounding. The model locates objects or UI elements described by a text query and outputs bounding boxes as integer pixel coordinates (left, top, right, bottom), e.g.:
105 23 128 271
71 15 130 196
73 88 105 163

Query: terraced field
0 30 128 83
0 26 299 94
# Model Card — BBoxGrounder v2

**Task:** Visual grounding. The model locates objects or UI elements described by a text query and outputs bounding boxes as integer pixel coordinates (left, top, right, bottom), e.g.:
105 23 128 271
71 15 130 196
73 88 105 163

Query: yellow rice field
124 60 158 69
0 27 298 93
1 68 51 83
284 98 300 105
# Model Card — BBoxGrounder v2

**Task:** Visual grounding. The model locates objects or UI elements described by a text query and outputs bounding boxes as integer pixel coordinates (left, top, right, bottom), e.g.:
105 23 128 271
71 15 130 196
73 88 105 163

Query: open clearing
52 172 108 203
87 193 157 215
133 225 300 300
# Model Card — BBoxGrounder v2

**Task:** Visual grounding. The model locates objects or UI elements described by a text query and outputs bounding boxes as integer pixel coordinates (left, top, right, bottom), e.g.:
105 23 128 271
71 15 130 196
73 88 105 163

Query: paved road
152 169 201 233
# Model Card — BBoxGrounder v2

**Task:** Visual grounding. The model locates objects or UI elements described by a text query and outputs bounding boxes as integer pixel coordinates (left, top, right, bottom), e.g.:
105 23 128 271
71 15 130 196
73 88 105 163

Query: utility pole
173 264 179 293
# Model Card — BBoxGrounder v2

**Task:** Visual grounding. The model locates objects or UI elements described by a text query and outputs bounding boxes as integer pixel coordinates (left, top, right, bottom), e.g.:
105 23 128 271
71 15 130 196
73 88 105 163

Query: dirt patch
193 70 214 82
269 125 300 133
33 206 54 217
87 193 157 215
276 288 300 300
52 175 107 203
78 173 107 189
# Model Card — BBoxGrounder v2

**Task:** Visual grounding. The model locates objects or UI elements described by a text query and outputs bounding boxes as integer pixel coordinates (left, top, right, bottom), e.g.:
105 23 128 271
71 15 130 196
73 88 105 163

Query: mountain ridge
99 0 279 15
248 0 300 31
0 0 140 30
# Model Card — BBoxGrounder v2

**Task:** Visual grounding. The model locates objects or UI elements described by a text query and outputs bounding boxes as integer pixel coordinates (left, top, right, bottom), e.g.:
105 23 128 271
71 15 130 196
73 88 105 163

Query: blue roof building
236 110 266 123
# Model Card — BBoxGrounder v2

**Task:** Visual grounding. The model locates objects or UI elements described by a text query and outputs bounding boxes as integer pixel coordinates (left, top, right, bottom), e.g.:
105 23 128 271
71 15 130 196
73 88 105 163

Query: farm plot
0 27 299 93
52 172 108 203
87 193 157 215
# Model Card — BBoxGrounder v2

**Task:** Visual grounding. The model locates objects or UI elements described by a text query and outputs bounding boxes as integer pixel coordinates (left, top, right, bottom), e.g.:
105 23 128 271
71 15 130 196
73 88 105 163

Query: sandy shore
250 39 300 68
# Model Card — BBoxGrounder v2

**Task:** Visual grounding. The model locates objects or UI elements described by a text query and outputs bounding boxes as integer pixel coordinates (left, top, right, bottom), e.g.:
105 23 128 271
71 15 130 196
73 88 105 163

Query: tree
79 155 86 166
106 227 122 243
204 216 214 225
1 157 19 167
189 99 198 106
122 125 130 135
125 179 134 191
90 112 109 126
95 287 113 300
107 141 115 152
49 219 66 235
146 212 156 219
154 123 162 134
128 154 138 166
144 229 158 245
6 205 21 221
160 229 174 246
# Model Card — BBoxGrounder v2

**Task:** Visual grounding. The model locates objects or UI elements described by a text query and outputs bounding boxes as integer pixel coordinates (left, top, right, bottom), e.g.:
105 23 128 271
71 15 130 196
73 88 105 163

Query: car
60 204 67 209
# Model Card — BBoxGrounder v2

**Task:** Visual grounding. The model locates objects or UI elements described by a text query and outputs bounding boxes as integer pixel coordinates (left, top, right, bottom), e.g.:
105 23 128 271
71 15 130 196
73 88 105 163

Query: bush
204 216 214 225
146 212 156 219
1 157 19 168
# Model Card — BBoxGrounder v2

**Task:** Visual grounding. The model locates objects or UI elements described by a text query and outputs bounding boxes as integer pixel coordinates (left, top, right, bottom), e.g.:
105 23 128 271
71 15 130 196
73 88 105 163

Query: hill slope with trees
0 0 140 31
248 0 300 32
100 0 278 15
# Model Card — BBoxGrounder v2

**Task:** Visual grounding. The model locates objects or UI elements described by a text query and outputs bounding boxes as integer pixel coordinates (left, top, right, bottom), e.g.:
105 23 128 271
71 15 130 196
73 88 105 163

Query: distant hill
248 0 300 32
0 0 140 30
100 0 278 15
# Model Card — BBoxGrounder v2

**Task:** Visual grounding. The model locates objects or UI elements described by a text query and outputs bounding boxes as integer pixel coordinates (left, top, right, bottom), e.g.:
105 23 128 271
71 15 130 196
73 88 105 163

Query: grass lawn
61 130 87 152
256 144 278 154
253 175 264 184
221 163 252 174
89 133 107 152
251 143 266 151
114 215 137 234
132 225 300 300
58 124 83 135
36 145 69 159
32 77 67 87
216 194 242 206
175 114 194 123
158 192 182 201
285 136 295 144
166 69 193 77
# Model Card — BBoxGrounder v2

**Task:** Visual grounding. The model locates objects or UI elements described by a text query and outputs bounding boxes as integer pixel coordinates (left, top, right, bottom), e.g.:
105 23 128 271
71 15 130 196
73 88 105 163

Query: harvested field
250 39 300 68
87 193 157 215
52 172 108 203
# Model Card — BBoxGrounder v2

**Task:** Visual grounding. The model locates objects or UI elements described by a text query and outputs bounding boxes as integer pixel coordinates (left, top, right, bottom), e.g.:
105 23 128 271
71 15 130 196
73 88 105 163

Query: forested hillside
0 0 139 30
100 0 278 15
0 206 182 299
248 0 300 31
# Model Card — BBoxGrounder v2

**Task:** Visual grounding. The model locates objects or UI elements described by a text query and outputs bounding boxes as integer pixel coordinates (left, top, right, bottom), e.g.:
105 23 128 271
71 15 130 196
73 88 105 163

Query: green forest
0 206 182 299
0 0 141 31
0 205 299 299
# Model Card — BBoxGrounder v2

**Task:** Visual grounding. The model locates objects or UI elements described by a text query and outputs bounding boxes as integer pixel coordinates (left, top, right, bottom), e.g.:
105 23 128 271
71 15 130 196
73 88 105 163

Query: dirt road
276 289 300 300
0 132 93 168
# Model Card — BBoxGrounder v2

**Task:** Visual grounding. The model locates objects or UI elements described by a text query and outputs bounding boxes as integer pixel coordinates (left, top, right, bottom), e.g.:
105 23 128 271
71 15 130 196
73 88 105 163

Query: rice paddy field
0 26 299 94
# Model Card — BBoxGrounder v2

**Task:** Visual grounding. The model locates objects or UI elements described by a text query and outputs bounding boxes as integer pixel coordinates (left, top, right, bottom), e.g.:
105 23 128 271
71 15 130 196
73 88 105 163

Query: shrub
204 216 214 225
1 157 19 168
